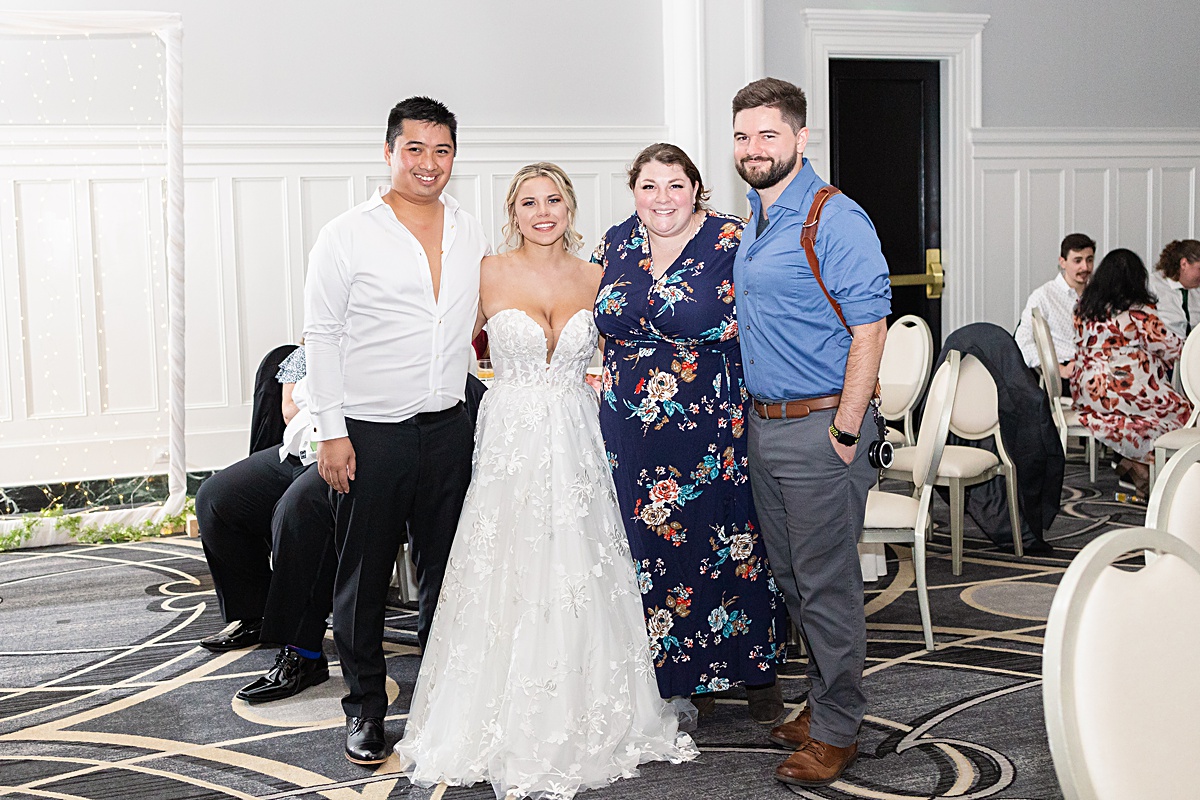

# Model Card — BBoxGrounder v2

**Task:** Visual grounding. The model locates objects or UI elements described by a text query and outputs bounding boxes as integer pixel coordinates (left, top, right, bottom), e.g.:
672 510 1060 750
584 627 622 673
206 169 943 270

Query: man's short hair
1060 233 1096 260
732 78 807 132
386 97 457 152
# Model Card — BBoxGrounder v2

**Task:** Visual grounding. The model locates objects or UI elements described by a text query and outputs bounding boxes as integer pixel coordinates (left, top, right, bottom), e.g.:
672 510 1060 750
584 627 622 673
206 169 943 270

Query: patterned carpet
0 453 1142 800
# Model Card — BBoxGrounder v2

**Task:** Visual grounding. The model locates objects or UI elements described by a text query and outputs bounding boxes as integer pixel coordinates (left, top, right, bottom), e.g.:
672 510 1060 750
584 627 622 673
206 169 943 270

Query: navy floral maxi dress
592 210 786 698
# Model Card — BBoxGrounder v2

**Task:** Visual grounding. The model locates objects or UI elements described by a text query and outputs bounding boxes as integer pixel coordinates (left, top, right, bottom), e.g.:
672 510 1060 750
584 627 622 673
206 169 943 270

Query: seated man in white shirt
1150 239 1200 338
1014 232 1095 381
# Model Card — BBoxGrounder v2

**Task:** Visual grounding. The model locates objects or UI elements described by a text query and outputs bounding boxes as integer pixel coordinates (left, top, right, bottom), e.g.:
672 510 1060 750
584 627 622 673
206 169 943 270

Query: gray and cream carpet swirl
0 458 1140 799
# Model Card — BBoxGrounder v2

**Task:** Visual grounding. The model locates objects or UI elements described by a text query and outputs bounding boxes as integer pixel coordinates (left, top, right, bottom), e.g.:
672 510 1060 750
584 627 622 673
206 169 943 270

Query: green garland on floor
0 498 195 552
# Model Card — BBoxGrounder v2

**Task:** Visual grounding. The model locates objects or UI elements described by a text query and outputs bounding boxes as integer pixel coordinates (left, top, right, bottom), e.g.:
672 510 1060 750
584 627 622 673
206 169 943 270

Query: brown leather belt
752 393 841 420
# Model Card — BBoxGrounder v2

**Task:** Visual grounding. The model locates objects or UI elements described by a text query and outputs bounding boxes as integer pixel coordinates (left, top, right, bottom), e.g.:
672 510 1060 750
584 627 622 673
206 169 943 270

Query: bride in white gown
394 163 697 799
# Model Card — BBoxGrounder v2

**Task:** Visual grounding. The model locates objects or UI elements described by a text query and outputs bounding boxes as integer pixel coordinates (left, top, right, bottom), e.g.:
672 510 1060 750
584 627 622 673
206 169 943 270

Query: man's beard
736 151 797 190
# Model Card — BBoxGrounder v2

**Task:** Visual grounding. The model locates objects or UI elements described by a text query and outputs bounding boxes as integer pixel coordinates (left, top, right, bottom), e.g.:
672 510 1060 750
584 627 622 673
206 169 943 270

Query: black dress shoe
199 619 262 652
345 716 388 765
1023 539 1056 556
998 540 1056 556
236 647 329 703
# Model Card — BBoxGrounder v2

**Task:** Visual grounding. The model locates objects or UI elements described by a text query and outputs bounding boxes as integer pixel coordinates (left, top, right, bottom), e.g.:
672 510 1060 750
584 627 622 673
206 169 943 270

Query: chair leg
1087 436 1097 484
1005 465 1024 559
392 543 415 604
950 478 965 576
914 527 934 651
1151 446 1162 491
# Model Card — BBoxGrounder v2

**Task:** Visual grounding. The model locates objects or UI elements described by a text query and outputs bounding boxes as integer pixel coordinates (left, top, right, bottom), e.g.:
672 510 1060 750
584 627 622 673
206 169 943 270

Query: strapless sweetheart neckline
489 307 592 365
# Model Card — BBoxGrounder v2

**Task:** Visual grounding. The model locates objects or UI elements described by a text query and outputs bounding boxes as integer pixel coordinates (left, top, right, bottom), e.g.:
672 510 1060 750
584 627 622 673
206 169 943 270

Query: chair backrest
947 353 1000 440
1030 307 1064 403
1179 326 1200 425
1031 308 1071 444
249 343 300 456
878 314 934 420
912 350 959 487
1043 526 1200 800
1145 439 1200 552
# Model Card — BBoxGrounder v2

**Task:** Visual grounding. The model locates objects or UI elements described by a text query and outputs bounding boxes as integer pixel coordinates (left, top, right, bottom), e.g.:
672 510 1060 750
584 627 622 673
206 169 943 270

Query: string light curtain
0 12 185 546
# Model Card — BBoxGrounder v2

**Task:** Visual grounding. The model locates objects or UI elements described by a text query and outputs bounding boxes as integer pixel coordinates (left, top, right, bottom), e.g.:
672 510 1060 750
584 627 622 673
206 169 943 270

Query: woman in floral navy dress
593 143 786 723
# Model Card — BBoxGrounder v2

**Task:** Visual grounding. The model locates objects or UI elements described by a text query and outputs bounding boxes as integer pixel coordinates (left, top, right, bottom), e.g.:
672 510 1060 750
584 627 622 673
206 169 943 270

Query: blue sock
286 644 322 660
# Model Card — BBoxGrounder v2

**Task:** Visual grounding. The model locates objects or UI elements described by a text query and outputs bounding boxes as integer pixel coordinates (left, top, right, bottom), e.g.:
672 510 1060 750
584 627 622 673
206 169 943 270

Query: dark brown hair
1060 233 1096 260
1155 239 1200 280
731 77 807 132
1076 248 1157 322
627 143 710 212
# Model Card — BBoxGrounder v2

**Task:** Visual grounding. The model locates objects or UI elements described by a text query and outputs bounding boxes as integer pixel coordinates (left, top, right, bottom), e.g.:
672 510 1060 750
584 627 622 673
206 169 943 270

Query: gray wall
0 0 665 127
765 0 1200 128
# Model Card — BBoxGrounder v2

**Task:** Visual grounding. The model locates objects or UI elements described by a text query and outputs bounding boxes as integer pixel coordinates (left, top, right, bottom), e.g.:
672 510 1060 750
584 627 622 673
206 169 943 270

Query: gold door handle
888 249 944 299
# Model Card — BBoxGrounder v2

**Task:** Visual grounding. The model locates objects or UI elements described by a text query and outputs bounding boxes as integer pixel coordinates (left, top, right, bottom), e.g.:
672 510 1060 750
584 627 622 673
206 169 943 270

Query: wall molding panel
0 124 666 483
970 127 1200 331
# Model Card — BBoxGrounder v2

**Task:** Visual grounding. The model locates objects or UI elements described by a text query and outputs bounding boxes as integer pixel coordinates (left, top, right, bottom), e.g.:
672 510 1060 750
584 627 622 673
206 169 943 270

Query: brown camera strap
801 185 850 335
799 184 882 402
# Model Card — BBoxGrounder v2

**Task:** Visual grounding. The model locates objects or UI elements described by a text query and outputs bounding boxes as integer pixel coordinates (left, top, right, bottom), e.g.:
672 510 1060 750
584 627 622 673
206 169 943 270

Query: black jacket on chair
249 344 300 456
931 323 1065 546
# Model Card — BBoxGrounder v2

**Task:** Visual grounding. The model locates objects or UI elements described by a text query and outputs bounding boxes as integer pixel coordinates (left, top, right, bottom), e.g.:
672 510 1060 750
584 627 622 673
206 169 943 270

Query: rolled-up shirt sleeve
303 227 351 441
820 203 892 327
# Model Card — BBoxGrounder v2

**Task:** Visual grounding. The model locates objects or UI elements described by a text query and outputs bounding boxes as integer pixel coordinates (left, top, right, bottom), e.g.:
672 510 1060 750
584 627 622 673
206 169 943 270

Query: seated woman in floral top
1071 248 1192 496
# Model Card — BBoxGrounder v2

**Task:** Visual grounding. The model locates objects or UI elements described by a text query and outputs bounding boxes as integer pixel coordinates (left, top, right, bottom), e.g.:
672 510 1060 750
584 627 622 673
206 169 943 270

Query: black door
829 59 942 347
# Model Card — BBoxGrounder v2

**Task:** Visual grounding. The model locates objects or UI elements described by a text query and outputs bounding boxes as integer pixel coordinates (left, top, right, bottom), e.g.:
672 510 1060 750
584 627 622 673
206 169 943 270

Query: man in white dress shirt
1150 239 1200 339
303 97 489 765
1014 233 1095 379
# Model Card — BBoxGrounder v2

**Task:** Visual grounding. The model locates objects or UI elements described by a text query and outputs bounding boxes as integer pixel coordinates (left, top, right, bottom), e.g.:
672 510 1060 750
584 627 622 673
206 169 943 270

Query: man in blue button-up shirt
731 77 891 788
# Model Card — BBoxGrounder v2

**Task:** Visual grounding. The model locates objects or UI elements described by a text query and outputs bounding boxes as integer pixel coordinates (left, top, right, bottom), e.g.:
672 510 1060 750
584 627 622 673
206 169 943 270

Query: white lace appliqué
395 309 697 800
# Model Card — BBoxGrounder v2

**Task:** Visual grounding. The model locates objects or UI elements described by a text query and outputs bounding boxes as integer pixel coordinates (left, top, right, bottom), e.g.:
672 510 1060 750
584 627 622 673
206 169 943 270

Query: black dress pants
196 449 315 623
261 464 338 652
333 408 473 719
198 448 338 647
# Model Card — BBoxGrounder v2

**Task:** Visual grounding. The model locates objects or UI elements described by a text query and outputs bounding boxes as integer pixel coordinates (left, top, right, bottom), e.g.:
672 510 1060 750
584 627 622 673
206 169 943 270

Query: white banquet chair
862 350 960 651
1031 307 1098 482
878 314 934 447
1144 439 1200 556
1043 526 1200 800
883 353 1023 574
1150 326 1200 489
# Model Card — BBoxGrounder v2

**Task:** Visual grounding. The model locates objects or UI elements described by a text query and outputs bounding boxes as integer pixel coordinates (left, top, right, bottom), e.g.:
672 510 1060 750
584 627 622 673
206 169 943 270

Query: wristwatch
829 421 860 446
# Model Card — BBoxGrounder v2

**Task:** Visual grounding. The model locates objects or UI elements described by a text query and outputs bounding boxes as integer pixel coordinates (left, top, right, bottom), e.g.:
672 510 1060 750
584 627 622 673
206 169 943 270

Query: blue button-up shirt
733 158 891 401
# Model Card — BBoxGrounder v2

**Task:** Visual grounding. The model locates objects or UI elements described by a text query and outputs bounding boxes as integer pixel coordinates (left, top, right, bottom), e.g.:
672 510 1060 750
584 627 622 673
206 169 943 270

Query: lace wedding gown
395 308 697 800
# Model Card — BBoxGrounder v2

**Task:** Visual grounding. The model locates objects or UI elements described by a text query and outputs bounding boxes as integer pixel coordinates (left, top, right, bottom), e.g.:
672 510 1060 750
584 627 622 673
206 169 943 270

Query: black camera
868 402 894 469
868 438 894 470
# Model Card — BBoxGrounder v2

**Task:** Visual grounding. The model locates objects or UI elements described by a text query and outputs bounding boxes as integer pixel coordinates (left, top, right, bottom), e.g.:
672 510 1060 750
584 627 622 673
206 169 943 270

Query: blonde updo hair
1155 239 1200 280
502 162 584 253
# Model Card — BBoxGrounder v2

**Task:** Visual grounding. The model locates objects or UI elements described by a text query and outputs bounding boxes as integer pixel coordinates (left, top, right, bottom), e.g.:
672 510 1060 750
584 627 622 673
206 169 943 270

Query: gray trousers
748 405 874 747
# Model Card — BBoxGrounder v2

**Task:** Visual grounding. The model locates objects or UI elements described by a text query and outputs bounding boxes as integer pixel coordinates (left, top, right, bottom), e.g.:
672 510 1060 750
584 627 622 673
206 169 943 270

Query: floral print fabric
592 211 786 698
1071 307 1192 461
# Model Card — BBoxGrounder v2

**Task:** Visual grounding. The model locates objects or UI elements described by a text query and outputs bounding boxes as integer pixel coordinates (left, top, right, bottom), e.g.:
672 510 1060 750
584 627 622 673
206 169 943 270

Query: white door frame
799 9 989 332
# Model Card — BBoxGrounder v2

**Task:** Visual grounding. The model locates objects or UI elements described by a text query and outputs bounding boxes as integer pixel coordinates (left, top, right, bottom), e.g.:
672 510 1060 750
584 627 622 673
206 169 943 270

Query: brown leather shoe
769 705 811 748
775 738 858 787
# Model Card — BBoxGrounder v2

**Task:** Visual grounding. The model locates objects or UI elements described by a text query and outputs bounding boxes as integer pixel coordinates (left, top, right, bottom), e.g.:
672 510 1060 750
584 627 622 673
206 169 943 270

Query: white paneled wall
970 129 1200 331
0 125 664 483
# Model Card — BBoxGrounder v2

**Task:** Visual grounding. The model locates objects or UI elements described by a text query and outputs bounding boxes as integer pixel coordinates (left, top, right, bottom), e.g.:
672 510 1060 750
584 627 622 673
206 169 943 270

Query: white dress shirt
1148 270 1200 339
1014 273 1080 369
279 377 315 464
303 189 488 441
